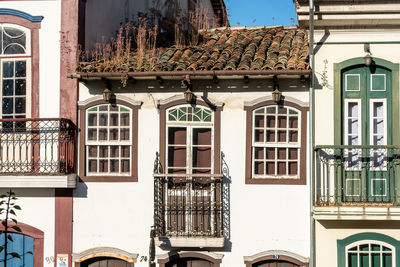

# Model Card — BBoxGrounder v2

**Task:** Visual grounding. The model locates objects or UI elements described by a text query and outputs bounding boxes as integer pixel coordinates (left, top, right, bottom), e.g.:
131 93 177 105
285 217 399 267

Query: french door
342 64 392 202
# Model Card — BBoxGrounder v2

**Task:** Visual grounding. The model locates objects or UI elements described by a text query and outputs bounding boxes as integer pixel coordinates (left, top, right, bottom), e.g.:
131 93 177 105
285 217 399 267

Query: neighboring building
296 0 400 266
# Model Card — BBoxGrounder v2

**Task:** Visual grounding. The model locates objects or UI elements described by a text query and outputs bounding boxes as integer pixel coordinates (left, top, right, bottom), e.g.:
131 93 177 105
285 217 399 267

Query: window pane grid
86 104 132 176
1 60 27 118
347 243 394 267
252 106 300 178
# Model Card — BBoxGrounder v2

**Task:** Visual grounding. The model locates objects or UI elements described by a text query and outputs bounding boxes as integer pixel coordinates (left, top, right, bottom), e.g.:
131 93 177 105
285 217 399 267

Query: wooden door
0 233 34 267
81 257 131 267
165 257 213 267
253 260 300 267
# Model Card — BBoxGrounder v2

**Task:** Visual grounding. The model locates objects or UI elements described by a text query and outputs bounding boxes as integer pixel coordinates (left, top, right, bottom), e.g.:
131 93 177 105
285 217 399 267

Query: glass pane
266 148 275 159
371 253 380 267
278 116 287 128
120 113 130 126
348 102 358 117
2 98 13 114
254 130 264 142
360 244 369 251
99 160 108 172
289 162 297 175
88 160 97 172
15 79 26 95
373 119 384 134
254 147 264 159
289 148 298 159
193 128 211 146
110 113 118 126
2 80 13 96
15 61 26 77
289 131 298 142
266 162 275 175
348 119 358 134
266 107 275 113
121 159 130 172
3 61 14 78
371 244 381 251
4 27 24 38
278 130 287 142
254 162 264 175
99 146 108 157
88 129 97 140
110 160 119 173
99 105 108 111
278 107 287 114
120 128 129 140
99 129 107 140
4 45 25 54
109 128 118 140
110 146 119 157
99 114 108 126
383 253 392 267
266 130 275 142
88 114 97 126
255 107 265 114
348 135 358 146
277 148 286 159
88 146 97 157
15 97 25 114
266 116 275 128
374 135 384 146
348 253 358 267
121 146 130 157
289 117 298 128
374 102 384 117
254 115 264 127
277 162 286 175
359 253 369 267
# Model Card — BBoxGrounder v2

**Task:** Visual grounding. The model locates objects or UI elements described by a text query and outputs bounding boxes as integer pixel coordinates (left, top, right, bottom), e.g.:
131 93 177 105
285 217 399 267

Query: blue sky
226 0 298 27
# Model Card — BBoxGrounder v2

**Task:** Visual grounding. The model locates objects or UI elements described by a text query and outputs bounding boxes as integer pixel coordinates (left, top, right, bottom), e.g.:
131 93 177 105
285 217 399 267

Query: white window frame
344 99 362 171
345 240 395 267
345 74 361 92
165 104 215 235
0 24 31 118
85 104 132 176
251 105 301 179
370 74 386 92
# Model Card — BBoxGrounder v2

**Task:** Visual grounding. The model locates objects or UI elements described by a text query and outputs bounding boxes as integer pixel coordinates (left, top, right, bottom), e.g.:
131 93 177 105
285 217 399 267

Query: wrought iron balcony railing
153 153 229 239
315 145 400 206
0 118 76 175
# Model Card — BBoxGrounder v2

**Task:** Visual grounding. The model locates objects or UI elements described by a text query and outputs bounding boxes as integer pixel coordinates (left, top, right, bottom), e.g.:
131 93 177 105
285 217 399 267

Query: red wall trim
55 188 73 267
0 14 41 118
0 221 44 267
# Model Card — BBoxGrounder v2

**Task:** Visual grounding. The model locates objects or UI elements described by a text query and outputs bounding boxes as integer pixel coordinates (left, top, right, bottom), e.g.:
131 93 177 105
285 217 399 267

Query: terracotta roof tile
78 26 309 73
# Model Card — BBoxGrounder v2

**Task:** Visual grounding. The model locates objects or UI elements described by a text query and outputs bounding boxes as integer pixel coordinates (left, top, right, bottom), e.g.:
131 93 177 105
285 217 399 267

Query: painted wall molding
72 247 138 263
78 95 142 107
244 95 309 108
243 250 309 264
0 8 43 22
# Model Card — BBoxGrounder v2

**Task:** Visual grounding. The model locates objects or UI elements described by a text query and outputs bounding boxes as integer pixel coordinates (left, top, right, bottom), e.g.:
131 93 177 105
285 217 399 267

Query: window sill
155 236 225 248
245 177 306 185
0 173 76 188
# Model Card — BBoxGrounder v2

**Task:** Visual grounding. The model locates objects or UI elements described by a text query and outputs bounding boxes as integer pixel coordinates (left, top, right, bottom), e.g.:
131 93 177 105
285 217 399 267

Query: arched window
337 232 400 267
346 241 394 267
78 96 141 182
245 97 308 184
0 24 30 119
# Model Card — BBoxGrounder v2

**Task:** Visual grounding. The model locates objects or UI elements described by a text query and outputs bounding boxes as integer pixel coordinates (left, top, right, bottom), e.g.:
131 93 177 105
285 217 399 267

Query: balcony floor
0 174 76 188
314 205 400 220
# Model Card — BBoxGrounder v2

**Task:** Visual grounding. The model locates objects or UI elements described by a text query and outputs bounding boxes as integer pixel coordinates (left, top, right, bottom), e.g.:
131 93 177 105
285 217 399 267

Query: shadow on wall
74 180 88 198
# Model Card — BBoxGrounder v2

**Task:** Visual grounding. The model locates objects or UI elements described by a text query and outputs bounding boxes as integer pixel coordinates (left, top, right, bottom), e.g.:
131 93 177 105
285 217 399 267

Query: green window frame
337 232 400 267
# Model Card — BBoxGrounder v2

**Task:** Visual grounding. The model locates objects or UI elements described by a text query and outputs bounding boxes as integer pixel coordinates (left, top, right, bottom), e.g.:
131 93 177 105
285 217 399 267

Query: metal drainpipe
309 0 315 267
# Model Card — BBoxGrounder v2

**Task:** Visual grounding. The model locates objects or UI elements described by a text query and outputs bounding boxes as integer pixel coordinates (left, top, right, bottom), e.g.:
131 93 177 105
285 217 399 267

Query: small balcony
314 145 400 219
0 118 76 188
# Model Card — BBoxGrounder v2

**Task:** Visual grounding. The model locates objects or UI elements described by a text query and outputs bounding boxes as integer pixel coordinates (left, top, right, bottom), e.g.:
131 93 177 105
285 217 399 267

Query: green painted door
342 64 392 202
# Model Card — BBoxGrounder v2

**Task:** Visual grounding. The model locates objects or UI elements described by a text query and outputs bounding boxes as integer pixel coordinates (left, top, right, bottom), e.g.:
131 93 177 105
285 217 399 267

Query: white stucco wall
74 79 311 266
0 0 62 118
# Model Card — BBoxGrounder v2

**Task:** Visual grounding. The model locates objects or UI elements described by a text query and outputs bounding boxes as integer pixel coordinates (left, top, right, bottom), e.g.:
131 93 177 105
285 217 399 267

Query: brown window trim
158 251 222 267
0 13 41 118
244 99 308 185
0 221 44 267
78 98 140 182
158 98 223 174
